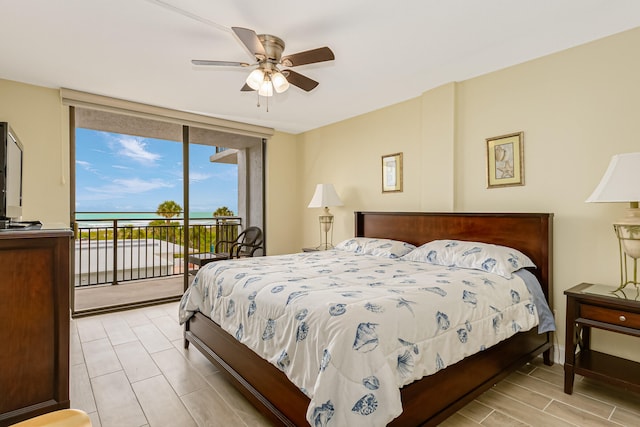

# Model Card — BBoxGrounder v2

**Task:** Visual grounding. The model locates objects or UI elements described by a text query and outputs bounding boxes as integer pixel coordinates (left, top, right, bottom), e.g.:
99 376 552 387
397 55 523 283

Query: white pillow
401 239 536 278
335 238 416 259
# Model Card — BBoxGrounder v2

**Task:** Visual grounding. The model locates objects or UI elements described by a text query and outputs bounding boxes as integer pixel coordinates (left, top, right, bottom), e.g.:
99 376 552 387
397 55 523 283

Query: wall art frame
486 132 524 188
382 152 403 193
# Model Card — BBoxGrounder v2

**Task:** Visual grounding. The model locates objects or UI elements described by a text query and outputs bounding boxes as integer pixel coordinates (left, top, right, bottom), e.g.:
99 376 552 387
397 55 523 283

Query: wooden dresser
0 228 72 426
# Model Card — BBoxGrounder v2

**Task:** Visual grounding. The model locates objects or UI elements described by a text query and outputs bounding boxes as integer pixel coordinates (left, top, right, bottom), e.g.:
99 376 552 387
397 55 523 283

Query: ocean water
75 212 228 228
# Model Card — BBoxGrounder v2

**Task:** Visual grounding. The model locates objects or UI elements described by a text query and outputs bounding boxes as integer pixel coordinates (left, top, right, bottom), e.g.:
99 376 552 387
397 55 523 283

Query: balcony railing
74 214 241 287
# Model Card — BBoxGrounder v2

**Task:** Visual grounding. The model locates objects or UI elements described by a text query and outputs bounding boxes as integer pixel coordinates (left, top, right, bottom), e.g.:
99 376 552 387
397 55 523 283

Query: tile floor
70 302 640 426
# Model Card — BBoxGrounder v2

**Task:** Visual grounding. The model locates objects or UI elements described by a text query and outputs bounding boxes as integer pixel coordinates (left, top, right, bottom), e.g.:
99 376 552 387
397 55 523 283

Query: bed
181 211 554 426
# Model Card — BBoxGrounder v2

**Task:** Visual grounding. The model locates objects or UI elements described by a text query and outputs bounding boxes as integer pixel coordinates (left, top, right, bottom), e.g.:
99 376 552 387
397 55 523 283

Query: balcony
73 214 241 315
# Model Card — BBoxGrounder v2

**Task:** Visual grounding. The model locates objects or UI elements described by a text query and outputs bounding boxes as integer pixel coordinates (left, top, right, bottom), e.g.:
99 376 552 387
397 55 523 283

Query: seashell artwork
396 297 416 315
435 353 445 371
311 401 334 427
481 258 497 271
286 291 308 305
507 255 520 268
296 322 309 341
362 376 380 390
492 315 502 332
364 302 384 313
262 318 276 340
319 348 331 372
352 393 378 416
353 323 380 352
243 276 261 288
295 308 308 321
525 303 535 315
457 328 468 343
247 300 256 317
271 285 285 293
462 290 478 306
511 289 521 304
421 286 447 296
225 299 235 318
277 350 290 370
329 303 347 316
462 247 482 257
398 338 419 355
436 311 450 330
511 320 522 333
397 350 414 377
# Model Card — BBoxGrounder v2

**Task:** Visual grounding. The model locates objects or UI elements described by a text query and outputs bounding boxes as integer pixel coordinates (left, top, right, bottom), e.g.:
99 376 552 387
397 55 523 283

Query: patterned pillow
335 238 416 259
401 239 536 278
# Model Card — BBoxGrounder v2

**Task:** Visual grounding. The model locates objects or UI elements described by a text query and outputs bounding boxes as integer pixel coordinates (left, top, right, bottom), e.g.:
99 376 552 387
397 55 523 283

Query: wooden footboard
186 312 552 426
184 211 554 426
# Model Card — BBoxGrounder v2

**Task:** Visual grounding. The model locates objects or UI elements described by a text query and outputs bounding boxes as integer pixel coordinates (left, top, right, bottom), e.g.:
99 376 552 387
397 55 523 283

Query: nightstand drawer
581 304 640 329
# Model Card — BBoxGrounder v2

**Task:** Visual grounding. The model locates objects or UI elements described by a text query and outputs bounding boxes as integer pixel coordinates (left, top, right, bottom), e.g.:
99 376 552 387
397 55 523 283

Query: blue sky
75 128 238 214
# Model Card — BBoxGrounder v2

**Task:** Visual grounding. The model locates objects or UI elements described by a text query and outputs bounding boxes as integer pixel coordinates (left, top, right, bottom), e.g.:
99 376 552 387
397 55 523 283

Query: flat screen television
1 122 24 223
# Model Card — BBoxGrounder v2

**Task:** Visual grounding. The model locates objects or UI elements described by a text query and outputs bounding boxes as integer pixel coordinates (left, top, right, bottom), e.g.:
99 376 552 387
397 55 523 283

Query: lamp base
317 211 334 250
613 207 640 291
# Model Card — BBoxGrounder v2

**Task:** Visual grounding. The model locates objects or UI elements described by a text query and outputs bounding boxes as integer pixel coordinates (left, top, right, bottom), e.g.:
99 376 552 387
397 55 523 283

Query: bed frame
184 212 554 426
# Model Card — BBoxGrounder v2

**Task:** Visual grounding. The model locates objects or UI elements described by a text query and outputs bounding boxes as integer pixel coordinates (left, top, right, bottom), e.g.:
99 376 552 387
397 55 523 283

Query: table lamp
586 152 640 290
307 184 343 250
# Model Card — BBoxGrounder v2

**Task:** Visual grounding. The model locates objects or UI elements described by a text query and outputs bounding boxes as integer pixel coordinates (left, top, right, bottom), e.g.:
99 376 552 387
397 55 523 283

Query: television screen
1 122 24 221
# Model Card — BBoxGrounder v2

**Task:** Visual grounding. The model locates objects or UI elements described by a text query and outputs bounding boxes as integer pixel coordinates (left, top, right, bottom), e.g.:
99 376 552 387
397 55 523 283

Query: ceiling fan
192 27 335 98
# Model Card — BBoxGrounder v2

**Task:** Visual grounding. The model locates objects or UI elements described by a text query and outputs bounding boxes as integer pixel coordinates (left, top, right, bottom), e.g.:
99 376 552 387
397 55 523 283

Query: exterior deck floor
73 275 190 317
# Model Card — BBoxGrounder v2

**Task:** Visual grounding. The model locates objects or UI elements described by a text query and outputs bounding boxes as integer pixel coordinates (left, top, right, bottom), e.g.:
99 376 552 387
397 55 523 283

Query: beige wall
0 79 70 224
3 26 640 362
267 27 640 362
265 131 302 255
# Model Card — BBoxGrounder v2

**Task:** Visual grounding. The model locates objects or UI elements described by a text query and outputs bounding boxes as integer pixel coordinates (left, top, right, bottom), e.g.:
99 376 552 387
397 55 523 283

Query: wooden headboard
354 211 553 305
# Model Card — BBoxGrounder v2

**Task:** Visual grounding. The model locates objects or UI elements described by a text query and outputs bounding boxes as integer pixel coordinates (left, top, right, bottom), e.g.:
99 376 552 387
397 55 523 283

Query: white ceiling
2 0 640 134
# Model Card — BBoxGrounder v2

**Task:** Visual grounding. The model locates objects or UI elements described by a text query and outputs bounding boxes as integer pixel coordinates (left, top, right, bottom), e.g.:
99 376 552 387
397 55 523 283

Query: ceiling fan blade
192 60 251 67
232 27 266 60
281 47 334 67
282 69 319 92
240 83 254 92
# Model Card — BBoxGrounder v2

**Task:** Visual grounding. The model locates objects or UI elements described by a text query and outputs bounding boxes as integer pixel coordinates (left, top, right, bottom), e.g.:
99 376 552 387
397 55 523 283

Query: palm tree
212 206 237 251
213 206 234 217
157 200 182 224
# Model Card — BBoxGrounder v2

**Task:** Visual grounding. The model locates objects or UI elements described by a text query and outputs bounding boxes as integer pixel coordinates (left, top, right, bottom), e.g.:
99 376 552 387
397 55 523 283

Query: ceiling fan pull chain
256 91 260 108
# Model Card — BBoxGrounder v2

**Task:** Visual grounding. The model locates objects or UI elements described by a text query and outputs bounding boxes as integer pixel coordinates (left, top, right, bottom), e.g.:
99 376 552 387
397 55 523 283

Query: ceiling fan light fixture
271 71 290 93
246 68 265 90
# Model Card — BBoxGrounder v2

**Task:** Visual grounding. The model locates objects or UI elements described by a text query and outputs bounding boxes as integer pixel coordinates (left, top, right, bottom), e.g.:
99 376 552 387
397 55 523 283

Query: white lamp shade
308 184 343 208
246 68 265 91
271 71 290 93
586 152 640 202
258 80 273 97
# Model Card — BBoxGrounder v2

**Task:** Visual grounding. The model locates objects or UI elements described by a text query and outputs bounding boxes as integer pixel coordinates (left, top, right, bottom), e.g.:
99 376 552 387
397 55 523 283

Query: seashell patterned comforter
179 250 545 426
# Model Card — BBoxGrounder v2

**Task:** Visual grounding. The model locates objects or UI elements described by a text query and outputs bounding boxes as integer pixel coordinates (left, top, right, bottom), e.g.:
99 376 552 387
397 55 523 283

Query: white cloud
116 136 161 164
76 159 98 173
112 164 131 170
85 178 174 195
190 171 213 183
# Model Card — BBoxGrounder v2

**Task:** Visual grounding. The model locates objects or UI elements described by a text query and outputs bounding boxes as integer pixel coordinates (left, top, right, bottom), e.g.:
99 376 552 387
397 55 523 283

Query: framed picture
486 132 524 188
382 152 403 193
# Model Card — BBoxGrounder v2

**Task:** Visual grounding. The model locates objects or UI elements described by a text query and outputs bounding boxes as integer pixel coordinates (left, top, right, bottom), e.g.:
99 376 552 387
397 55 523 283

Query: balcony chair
216 226 263 258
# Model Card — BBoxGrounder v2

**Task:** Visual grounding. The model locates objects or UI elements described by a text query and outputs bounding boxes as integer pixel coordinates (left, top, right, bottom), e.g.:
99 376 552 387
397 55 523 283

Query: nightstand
564 283 640 394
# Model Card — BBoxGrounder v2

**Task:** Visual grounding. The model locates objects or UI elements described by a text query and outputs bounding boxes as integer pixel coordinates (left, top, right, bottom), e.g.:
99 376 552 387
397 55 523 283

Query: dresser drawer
581 304 640 329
